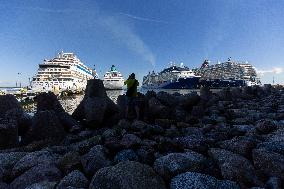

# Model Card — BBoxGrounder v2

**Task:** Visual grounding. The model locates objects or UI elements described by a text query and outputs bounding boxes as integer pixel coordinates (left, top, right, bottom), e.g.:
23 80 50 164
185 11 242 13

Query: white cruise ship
103 65 124 90
31 51 98 92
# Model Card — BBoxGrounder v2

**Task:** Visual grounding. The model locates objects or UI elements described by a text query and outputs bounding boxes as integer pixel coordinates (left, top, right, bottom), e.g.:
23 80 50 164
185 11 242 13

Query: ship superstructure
193 59 261 87
142 63 201 89
103 65 124 90
31 51 98 92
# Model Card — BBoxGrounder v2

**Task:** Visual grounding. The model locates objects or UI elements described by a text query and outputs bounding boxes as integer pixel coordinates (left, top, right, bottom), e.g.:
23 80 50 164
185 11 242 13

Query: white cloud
100 16 156 67
118 13 169 24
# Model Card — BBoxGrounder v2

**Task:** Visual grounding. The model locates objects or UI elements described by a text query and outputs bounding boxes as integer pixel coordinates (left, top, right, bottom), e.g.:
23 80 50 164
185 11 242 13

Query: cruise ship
142 59 260 89
103 65 124 90
193 59 261 87
31 52 98 92
142 63 201 89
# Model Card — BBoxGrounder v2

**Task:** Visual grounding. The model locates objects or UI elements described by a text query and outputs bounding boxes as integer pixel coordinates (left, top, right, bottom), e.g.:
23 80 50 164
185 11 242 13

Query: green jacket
124 79 139 97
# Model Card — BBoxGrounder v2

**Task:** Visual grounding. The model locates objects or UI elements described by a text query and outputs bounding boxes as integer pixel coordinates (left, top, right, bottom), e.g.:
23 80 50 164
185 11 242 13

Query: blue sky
0 0 284 86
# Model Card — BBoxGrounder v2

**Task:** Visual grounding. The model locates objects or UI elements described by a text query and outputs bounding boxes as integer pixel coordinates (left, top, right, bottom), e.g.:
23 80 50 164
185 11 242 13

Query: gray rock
29 110 66 142
58 112 81 132
233 125 256 134
136 147 155 165
117 119 131 130
0 121 18 149
84 79 107 98
25 181 57 189
252 148 284 180
209 148 261 186
0 152 27 181
153 151 207 180
0 182 9 189
255 119 277 134
10 164 62 189
56 170 89 189
70 135 101 155
0 95 22 118
148 97 171 120
114 149 139 163
81 145 111 177
11 150 57 178
265 177 282 189
156 91 178 107
89 161 166 189
218 136 260 158
265 128 284 143
256 141 284 155
35 92 65 113
120 134 142 149
102 129 120 140
84 97 108 126
176 135 208 153
155 119 172 129
72 80 119 127
57 151 82 175
170 172 240 189
179 93 200 111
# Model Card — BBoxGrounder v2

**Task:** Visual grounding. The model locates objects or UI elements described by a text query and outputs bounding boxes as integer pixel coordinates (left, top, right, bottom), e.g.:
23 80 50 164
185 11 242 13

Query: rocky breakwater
0 80 284 189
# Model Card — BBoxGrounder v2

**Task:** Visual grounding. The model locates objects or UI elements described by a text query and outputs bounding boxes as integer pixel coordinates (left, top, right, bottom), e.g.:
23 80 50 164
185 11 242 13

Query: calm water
20 88 212 114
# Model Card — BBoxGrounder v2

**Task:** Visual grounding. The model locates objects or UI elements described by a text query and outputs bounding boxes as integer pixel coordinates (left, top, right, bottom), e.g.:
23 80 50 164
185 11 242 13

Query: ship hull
199 79 246 88
103 80 124 90
142 77 200 89
142 77 247 89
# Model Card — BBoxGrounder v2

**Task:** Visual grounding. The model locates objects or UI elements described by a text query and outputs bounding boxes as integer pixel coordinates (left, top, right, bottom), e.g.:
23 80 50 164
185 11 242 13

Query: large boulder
120 134 142 149
0 95 22 118
265 177 282 189
24 181 57 189
252 148 284 180
218 136 260 158
0 120 18 149
153 151 208 180
28 110 66 142
179 93 200 112
114 149 139 163
84 79 107 98
0 152 27 170
80 145 111 177
147 97 171 120
170 172 240 189
175 135 208 153
10 164 62 189
34 92 65 113
255 119 277 134
70 135 102 155
200 86 212 101
84 97 108 126
56 151 82 175
11 151 58 178
56 170 89 189
89 161 166 189
0 182 9 189
256 141 284 156
57 112 81 132
209 148 261 186
72 79 119 127
0 152 27 182
156 91 178 107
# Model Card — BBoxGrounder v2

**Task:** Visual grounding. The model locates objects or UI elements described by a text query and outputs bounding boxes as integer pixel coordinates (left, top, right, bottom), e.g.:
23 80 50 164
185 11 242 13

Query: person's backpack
126 80 137 97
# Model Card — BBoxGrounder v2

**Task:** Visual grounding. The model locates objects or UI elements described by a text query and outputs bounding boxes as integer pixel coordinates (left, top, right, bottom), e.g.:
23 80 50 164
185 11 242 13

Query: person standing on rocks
124 73 139 119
